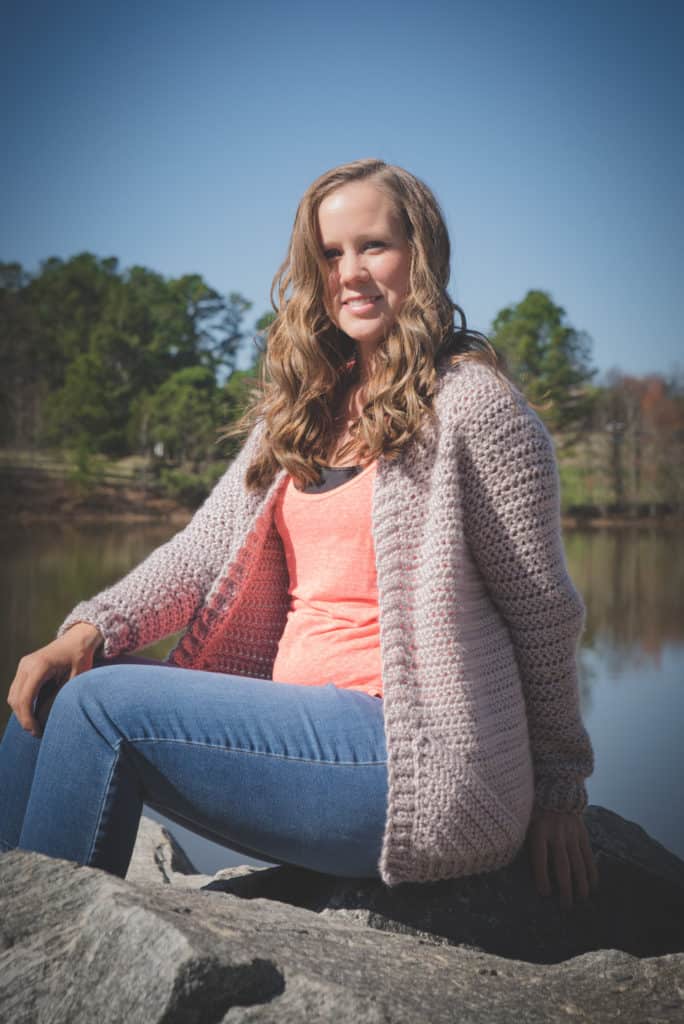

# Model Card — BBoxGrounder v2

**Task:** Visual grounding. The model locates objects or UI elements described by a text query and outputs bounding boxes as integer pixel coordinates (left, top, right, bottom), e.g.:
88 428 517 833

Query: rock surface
126 815 271 890
1 805 682 1023
129 806 684 964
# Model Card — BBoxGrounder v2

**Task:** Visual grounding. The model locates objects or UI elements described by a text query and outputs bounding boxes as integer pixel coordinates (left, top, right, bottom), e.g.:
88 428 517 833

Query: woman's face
316 180 411 351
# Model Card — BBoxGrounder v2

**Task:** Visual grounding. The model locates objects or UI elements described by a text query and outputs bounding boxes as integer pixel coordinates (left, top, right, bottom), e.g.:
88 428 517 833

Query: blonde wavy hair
223 158 511 490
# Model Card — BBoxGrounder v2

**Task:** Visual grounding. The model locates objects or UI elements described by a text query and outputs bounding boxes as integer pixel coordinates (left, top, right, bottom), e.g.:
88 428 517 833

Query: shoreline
561 515 684 530
2 502 193 528
4 505 682 532
3 469 682 530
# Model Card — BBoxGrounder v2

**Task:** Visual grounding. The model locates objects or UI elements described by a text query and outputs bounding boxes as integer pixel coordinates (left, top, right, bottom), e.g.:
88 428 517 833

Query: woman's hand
7 622 104 737
526 808 599 909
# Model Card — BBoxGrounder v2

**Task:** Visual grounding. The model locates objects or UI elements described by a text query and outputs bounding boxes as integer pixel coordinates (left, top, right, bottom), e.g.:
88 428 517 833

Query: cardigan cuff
533 775 589 816
56 603 138 660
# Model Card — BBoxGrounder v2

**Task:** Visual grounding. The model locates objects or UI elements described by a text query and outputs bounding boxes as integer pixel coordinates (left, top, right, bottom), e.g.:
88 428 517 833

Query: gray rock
201 805 684 963
126 814 203 885
126 816 258 889
0 849 682 1024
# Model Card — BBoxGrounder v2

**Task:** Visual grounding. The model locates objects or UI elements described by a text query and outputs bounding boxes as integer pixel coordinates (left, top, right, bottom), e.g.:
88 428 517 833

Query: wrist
66 621 104 651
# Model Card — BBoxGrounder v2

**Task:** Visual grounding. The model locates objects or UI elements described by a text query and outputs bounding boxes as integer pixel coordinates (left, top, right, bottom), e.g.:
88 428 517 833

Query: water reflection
0 521 179 696
1 521 682 871
566 528 684 667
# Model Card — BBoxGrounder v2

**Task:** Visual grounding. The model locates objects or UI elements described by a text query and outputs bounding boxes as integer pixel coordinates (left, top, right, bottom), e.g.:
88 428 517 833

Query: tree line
1 255 681 512
489 290 683 514
0 253 268 466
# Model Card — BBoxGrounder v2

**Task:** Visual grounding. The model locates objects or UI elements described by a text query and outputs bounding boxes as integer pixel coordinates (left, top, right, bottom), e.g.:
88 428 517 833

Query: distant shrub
158 463 226 508
68 439 105 495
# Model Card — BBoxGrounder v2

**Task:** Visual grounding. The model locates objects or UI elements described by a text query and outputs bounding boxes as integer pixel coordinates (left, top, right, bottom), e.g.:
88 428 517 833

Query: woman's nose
339 252 369 285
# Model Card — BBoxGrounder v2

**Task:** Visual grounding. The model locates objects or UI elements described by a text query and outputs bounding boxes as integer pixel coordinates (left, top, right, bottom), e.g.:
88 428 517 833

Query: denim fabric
0 657 388 879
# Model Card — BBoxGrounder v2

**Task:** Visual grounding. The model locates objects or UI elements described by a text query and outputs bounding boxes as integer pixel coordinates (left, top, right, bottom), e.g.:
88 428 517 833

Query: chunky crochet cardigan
58 360 594 887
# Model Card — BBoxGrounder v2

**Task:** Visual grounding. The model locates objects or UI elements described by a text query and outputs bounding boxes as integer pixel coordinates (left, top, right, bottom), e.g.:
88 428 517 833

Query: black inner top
301 464 363 494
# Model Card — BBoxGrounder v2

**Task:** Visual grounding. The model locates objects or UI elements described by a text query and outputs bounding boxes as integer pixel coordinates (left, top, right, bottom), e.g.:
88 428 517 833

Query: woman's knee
48 664 128 728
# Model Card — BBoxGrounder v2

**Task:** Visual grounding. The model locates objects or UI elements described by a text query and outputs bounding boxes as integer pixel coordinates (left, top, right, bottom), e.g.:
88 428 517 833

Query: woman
0 158 598 909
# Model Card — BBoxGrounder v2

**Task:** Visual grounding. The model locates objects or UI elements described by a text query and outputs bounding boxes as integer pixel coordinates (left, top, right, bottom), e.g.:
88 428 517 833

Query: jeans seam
85 740 122 865
143 800 286 865
127 736 387 767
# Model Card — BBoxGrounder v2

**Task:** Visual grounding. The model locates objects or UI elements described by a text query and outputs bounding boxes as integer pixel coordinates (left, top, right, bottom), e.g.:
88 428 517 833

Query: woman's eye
323 242 386 259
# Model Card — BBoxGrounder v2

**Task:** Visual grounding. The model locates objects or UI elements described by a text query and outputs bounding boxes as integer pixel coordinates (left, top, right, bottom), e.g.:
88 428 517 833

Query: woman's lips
343 296 380 315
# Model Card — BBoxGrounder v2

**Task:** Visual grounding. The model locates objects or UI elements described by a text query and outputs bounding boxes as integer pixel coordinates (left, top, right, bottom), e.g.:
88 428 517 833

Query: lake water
1 520 682 875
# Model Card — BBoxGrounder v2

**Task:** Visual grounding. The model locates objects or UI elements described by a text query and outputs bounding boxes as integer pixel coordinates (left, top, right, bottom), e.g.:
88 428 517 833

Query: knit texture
58 360 594 887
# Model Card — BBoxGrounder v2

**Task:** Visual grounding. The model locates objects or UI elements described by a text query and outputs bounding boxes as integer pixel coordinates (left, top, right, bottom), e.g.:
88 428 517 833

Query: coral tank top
271 460 383 698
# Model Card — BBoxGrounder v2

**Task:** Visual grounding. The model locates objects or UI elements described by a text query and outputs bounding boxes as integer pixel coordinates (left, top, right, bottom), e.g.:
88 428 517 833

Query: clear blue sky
2 0 682 379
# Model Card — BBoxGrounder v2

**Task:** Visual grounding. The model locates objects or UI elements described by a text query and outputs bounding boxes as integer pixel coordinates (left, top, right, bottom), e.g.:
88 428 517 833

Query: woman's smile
343 295 382 314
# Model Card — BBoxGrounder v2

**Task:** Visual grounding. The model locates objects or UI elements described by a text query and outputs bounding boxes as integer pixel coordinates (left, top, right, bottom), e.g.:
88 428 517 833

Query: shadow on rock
201 806 684 964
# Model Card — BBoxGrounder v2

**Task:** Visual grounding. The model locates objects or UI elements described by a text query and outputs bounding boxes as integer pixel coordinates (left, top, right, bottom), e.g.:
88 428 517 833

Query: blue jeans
0 657 388 879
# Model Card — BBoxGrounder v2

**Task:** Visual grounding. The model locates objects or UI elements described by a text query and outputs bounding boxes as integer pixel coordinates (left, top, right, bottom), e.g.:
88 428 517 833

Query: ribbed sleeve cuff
56 603 138 659
533 775 589 816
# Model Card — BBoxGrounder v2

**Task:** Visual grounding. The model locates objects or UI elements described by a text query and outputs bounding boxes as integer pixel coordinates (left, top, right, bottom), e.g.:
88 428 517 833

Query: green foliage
223 365 260 417
490 290 596 440
0 254 266 460
557 460 609 511
67 437 106 495
144 366 219 466
203 290 253 375
11 259 678 516
45 350 132 456
157 463 226 508
255 310 276 334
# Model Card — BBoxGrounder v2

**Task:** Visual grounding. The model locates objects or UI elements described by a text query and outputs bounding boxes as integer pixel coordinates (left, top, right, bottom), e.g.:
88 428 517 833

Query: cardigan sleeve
56 425 265 659
456 369 594 816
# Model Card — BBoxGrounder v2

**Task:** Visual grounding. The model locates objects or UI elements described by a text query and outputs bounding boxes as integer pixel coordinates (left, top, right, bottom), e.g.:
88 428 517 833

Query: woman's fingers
8 656 49 735
559 816 599 905
551 826 586 908
527 819 552 897
549 831 573 908
578 816 600 892
7 628 102 736
527 810 598 909
8 650 69 736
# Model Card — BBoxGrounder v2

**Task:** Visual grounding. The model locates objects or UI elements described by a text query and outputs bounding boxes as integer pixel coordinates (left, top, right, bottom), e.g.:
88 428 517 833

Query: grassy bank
0 449 197 525
2 448 682 528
